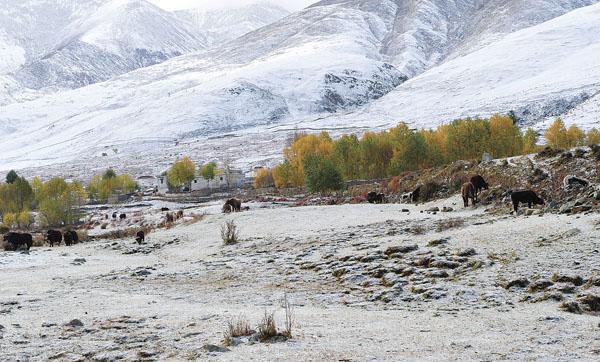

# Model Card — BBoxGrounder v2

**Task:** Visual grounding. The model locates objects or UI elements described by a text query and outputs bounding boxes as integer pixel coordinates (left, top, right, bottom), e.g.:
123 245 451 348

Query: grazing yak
461 182 477 207
161 207 170 212
135 231 145 245
367 192 385 204
166 213 175 223
411 186 421 203
511 190 545 213
46 230 62 247
112 213 117 219
469 175 489 198
63 230 79 246
3 232 33 251
176 210 184 219
119 213 127 220
223 198 242 213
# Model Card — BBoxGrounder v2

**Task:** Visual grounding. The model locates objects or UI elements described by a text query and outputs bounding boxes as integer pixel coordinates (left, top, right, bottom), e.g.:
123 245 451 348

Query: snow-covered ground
1 197 600 360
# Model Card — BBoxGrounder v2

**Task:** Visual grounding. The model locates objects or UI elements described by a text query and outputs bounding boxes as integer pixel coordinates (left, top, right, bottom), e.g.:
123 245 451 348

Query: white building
191 168 245 191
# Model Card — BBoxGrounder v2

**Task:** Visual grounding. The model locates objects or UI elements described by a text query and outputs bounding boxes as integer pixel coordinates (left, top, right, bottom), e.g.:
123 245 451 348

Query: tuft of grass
223 315 254 346
257 312 278 342
435 218 465 232
221 220 239 245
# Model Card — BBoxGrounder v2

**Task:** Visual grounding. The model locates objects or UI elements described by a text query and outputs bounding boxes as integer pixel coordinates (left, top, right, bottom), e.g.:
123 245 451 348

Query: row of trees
0 172 87 228
268 115 600 192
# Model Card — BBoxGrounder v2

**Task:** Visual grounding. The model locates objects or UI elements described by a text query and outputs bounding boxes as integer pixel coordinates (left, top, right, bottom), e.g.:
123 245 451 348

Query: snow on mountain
0 0 599 174
0 0 207 104
175 3 290 46
323 2 600 131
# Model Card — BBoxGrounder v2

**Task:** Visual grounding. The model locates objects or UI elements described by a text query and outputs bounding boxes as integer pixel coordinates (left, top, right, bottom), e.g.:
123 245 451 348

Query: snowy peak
175 3 290 46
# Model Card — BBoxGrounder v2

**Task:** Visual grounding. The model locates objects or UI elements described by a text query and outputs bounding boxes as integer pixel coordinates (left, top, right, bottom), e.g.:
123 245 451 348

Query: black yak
511 190 545 213
135 231 145 245
46 230 62 247
3 232 33 251
119 213 126 220
367 192 385 204
470 175 489 198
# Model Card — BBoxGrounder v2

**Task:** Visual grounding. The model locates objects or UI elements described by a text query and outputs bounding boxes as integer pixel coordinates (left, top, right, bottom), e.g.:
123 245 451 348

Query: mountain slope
323 2 600 130
0 0 207 104
0 0 599 174
175 3 290 46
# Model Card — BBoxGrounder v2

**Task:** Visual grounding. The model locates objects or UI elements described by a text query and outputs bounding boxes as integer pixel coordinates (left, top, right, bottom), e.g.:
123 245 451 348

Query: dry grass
221 220 239 245
96 227 150 240
76 230 89 242
32 233 45 247
257 312 278 341
409 225 427 235
223 315 254 346
435 218 465 232
183 213 205 226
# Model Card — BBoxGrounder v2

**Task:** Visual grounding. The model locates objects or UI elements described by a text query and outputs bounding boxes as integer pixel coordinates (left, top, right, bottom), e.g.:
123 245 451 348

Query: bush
221 220 239 245
223 316 254 346
0 224 9 234
257 312 278 341
253 169 275 189
419 180 442 202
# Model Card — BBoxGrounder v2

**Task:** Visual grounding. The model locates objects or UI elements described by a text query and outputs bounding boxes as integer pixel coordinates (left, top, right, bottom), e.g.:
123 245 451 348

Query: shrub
257 312 278 341
253 168 275 189
221 220 239 245
419 180 442 202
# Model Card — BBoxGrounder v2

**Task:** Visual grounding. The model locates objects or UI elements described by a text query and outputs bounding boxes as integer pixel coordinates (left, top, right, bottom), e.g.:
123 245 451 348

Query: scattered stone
504 278 530 289
384 245 418 255
578 294 600 313
426 207 440 213
64 319 84 328
455 248 476 257
426 269 449 278
427 238 448 247
203 344 230 353
560 301 582 314
429 259 460 269
528 279 554 293
551 274 585 286
442 207 454 212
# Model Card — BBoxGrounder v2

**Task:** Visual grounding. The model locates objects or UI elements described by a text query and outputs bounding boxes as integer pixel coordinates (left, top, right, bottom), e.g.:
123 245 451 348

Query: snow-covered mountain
175 3 290 46
0 0 599 175
0 0 207 104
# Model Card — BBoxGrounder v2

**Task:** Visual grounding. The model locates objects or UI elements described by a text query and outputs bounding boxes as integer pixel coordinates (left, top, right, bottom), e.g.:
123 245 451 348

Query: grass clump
221 220 239 245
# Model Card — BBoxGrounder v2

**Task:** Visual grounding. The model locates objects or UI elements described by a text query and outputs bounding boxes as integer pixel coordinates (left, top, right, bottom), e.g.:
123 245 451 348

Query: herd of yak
368 174 546 213
5 174 587 252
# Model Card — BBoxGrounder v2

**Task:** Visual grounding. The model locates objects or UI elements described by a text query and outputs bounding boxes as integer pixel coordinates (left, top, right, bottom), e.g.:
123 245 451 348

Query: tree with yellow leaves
566 124 585 147
586 128 600 145
489 114 523 158
167 157 196 190
545 118 569 149
522 128 539 154
253 168 274 189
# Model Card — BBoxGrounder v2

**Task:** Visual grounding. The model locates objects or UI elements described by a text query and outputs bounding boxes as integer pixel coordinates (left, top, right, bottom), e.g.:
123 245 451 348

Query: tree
17 210 31 229
35 178 86 227
545 118 568 149
6 170 18 184
273 160 295 189
253 168 274 189
2 212 16 228
88 171 137 201
303 154 345 193
587 128 600 145
200 162 217 186
489 114 523 158
523 128 539 154
167 157 196 190
566 124 585 147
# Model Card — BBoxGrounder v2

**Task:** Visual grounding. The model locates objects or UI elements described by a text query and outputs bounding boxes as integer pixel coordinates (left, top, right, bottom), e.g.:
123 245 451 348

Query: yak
3 232 33 251
119 213 126 220
461 182 477 207
63 230 77 246
511 190 545 213
367 192 385 204
46 230 62 247
135 231 145 245
223 198 242 213
470 175 489 198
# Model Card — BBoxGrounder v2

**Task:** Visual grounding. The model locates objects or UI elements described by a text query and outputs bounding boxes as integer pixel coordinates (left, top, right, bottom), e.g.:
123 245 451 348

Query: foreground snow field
2 197 599 360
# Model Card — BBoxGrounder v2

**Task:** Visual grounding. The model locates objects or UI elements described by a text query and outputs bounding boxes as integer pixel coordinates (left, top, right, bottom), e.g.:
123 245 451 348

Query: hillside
0 0 207 105
0 0 599 175
175 3 290 46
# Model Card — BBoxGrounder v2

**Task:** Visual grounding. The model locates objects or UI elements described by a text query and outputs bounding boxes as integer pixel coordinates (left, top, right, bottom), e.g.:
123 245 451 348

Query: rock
578 294 600 312
504 278 530 289
571 205 592 214
559 201 576 214
132 269 152 277
427 238 448 247
426 269 449 278
384 245 418 255
528 279 554 293
575 197 588 206
203 344 230 353
382 273 405 287
442 207 454 212
360 254 382 263
455 248 476 257
429 259 460 269
426 207 440 213
332 268 347 278
594 191 600 201
65 319 84 328
73 258 86 263
401 209 410 213
560 301 582 314
551 274 585 286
